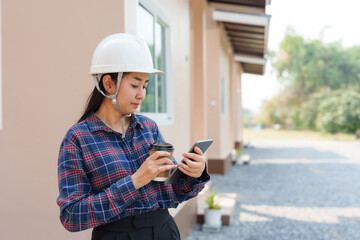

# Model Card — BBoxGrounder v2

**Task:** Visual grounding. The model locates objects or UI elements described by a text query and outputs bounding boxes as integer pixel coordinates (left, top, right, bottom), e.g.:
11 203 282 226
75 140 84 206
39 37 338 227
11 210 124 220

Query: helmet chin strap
93 73 131 139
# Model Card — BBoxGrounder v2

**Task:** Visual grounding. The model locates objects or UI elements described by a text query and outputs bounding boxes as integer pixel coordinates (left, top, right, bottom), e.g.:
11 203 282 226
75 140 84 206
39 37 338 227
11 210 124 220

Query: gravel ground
187 139 360 240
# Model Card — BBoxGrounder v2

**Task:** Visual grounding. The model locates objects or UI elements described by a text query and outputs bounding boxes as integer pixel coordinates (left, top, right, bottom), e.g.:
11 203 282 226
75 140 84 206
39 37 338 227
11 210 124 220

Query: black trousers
91 209 180 240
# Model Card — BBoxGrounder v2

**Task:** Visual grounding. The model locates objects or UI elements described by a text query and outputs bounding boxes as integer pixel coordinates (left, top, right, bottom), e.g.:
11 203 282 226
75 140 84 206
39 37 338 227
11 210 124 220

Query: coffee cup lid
149 142 174 151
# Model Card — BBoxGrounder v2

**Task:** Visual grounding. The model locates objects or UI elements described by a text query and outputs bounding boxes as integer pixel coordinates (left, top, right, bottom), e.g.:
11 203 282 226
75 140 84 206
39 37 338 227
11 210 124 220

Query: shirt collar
131 113 145 130
86 112 144 133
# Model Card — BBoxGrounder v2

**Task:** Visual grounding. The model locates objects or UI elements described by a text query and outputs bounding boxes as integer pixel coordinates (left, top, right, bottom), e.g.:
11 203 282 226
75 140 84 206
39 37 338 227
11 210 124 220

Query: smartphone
164 139 213 185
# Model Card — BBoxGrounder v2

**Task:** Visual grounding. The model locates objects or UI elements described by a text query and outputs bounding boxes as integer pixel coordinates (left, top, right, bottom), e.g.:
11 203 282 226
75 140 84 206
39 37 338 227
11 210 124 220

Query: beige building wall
205 7 238 174
0 0 250 238
0 0 130 238
189 0 207 143
206 24 221 158
0 0 193 239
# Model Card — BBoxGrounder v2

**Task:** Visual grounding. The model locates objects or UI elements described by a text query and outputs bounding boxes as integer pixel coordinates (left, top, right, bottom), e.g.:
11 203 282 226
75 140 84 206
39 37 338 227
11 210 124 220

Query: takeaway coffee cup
149 142 174 181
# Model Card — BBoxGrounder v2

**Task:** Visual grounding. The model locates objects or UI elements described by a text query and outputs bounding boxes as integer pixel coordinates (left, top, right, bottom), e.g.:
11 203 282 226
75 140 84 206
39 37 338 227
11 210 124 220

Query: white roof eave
233 55 266 65
212 10 271 27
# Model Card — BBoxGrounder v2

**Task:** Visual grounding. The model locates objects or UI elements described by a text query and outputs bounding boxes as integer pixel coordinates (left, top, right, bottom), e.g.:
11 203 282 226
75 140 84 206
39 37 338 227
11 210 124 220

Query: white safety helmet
89 33 163 138
90 33 164 75
90 33 164 99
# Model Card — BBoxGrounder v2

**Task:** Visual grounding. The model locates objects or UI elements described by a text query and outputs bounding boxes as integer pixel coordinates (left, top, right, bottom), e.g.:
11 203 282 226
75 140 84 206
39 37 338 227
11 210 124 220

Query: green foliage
141 94 155 112
316 89 360 133
237 148 242 157
274 30 360 96
262 30 360 134
205 189 221 210
291 108 302 130
270 88 360 134
291 88 331 130
141 74 156 112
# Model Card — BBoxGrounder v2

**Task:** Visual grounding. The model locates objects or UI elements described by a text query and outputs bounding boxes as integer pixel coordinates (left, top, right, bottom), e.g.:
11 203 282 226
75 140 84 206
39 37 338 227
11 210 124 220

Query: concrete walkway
187 139 360 240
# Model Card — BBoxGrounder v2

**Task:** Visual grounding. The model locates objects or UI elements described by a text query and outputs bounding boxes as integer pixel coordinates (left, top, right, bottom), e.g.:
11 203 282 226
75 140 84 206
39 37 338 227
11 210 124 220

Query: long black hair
78 73 119 123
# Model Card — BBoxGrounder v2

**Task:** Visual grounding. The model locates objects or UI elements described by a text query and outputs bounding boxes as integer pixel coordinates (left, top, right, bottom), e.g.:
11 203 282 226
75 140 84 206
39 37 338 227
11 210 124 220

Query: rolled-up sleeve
57 139 139 232
172 165 210 203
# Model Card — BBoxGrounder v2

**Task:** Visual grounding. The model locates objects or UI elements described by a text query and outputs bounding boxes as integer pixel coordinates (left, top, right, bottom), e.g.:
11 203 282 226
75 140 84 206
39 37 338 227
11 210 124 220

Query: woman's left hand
178 147 206 178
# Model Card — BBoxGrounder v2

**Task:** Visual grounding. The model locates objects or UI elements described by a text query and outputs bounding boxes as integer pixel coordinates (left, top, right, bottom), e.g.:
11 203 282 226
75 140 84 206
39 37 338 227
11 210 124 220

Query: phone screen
164 139 213 185
189 139 213 154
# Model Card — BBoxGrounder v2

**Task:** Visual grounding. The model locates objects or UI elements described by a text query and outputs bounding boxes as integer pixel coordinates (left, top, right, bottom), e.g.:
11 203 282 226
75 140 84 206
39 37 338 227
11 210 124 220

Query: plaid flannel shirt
57 113 210 232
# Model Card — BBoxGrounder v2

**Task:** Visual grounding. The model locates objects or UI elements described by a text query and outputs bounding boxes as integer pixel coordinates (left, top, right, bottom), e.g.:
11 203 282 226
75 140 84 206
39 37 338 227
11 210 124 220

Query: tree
316 89 360 133
261 30 360 133
273 30 360 97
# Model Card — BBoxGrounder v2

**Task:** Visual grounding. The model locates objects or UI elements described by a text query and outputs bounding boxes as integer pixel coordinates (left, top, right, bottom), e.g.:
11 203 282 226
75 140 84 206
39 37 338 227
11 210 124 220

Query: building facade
0 0 269 239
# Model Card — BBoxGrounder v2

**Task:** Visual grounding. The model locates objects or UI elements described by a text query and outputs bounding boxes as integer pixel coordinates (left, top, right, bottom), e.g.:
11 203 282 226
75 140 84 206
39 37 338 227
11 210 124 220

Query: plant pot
204 208 222 227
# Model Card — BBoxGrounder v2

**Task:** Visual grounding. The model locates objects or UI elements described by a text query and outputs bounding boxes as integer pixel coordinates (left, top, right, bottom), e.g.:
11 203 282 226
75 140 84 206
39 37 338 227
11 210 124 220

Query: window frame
137 0 173 126
221 76 228 118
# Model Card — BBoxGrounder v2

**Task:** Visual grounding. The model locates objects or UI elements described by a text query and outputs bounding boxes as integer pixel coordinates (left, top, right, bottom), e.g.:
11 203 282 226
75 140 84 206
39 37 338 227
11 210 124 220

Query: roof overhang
213 10 270 27
209 0 271 75
234 54 266 65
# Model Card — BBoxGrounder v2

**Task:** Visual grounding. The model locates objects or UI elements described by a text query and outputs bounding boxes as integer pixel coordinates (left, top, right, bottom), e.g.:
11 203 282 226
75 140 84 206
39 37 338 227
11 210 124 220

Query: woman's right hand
131 151 177 189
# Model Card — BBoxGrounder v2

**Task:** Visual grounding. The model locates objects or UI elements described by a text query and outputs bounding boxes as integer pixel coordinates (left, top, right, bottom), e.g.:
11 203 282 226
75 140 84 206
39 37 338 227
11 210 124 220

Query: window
221 77 228 117
137 1 173 125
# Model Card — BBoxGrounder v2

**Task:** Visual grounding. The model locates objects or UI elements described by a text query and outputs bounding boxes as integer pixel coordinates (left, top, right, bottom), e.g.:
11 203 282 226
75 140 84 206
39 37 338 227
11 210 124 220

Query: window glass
137 5 155 112
137 5 154 54
142 74 156 112
155 22 166 113
221 77 226 116
137 3 167 114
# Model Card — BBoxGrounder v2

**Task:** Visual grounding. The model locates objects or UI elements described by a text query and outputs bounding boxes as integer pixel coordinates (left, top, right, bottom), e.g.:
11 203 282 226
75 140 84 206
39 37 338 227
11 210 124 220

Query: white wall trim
141 113 174 126
234 55 266 65
209 2 265 15
212 10 270 27
139 0 171 24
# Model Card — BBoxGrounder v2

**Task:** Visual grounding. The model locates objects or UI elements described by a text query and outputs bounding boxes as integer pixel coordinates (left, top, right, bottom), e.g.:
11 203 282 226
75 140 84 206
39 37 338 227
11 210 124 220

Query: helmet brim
90 68 164 75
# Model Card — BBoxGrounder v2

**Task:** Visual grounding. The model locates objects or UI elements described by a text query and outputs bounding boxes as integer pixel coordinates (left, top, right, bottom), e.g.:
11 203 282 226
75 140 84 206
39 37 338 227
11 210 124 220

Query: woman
57 33 210 240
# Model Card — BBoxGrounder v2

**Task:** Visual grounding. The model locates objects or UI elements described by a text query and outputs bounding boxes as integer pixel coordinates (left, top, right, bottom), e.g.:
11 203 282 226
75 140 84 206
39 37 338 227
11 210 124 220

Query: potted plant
204 189 222 228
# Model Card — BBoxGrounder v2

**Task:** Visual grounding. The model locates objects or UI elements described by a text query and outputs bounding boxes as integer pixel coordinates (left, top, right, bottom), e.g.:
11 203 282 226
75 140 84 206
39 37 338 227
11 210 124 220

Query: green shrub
295 88 330 129
316 89 360 133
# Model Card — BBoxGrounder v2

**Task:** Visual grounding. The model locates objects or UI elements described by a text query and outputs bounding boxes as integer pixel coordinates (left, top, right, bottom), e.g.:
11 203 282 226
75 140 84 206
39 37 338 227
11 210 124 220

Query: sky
242 0 360 113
